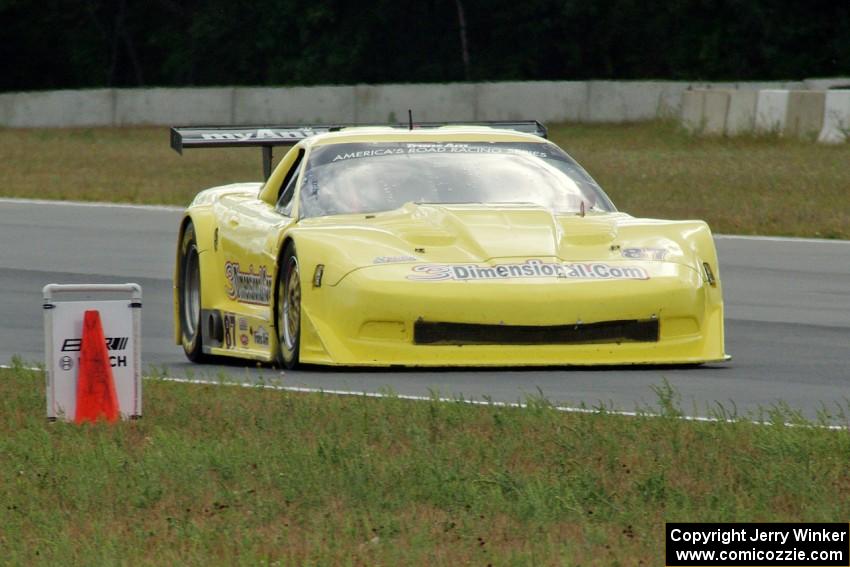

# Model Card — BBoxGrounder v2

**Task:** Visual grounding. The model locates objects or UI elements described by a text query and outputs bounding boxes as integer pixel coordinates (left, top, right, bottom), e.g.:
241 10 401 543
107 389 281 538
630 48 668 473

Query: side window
275 150 305 216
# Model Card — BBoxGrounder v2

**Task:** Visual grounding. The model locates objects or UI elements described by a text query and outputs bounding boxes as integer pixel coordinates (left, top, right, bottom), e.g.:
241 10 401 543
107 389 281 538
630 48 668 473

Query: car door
217 150 304 349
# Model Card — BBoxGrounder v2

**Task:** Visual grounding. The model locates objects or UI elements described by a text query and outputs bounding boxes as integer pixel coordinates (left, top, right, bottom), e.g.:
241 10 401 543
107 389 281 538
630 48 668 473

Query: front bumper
297 260 726 366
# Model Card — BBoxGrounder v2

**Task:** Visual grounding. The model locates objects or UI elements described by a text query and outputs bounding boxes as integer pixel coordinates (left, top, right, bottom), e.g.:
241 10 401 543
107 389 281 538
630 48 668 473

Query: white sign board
44 284 142 421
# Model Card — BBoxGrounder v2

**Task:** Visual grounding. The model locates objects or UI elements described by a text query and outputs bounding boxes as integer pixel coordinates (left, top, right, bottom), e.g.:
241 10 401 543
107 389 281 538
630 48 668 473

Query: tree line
3 0 849 92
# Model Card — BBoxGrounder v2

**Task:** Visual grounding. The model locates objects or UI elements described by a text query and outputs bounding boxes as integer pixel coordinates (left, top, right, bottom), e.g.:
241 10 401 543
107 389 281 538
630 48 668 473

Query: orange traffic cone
74 310 120 423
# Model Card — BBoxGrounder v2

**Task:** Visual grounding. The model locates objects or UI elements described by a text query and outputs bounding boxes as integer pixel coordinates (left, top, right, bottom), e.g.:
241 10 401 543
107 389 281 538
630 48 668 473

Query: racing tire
276 242 302 369
178 222 208 362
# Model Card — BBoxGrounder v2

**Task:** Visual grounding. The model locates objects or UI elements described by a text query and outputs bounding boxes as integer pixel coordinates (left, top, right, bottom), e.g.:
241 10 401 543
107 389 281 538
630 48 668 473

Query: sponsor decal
407 259 649 281
621 247 667 261
225 261 272 305
330 142 551 163
224 313 236 349
253 326 270 347
200 128 319 141
240 334 249 347
57 352 127 370
61 337 129 352
332 148 405 161
374 255 417 264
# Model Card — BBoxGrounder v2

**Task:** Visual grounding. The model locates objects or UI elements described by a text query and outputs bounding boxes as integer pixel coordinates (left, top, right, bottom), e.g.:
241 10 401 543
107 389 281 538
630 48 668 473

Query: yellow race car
171 121 727 368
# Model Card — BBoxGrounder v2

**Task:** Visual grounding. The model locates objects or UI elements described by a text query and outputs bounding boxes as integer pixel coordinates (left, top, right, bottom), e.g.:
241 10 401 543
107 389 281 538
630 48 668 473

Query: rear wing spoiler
170 121 547 180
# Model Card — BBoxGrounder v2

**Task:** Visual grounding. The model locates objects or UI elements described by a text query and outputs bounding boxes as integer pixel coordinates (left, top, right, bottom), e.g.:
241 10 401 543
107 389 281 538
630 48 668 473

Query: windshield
298 141 615 218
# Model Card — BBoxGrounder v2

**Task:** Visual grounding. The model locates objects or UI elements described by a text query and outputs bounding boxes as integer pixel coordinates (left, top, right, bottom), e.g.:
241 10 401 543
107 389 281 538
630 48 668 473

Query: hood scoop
370 204 622 262
558 216 619 246
394 228 457 246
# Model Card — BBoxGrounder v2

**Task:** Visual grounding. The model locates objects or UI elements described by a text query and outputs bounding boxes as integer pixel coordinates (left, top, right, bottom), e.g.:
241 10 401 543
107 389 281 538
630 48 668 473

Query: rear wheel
276 242 301 369
179 222 207 362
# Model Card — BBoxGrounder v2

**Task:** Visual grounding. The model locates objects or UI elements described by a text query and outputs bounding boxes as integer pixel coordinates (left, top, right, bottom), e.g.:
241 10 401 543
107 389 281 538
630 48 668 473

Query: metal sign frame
43 283 142 421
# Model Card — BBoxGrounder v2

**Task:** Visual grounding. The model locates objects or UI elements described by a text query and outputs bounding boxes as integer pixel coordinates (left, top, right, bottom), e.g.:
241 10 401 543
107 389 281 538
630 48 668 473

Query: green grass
2 364 849 565
0 127 256 205
551 122 850 239
1 122 849 238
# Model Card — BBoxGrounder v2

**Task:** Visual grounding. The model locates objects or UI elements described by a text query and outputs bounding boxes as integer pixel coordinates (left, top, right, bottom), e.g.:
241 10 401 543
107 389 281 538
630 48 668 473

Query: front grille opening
414 319 659 346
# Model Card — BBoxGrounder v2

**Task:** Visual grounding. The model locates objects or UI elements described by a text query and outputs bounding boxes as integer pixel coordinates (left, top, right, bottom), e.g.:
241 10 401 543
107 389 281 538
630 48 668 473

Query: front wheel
178 222 207 362
276 242 301 369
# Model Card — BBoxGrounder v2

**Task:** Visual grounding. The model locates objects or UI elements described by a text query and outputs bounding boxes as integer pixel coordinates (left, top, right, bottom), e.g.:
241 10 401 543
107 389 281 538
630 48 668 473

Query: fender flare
173 210 218 344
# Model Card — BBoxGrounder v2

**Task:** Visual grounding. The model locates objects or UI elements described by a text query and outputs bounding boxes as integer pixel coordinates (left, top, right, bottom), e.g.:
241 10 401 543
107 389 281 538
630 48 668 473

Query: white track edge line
148 376 850 430
2 364 844 430
0 197 184 212
1 197 848 244
713 234 850 244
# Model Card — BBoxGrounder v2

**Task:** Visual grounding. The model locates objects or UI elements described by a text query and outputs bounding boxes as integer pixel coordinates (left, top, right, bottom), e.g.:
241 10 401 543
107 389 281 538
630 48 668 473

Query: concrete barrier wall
234 86 355 124
353 83 477 123
681 89 737 134
785 91 825 138
116 88 234 126
724 90 759 135
819 90 850 143
3 80 843 142
681 88 839 140
755 90 791 133
474 81 586 122
702 91 731 134
0 79 813 128
803 77 850 90
2 89 115 127
680 90 705 132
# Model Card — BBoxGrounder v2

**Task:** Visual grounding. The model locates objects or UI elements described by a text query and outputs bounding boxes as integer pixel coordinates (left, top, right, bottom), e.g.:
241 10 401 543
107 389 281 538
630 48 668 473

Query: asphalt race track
2 198 849 418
